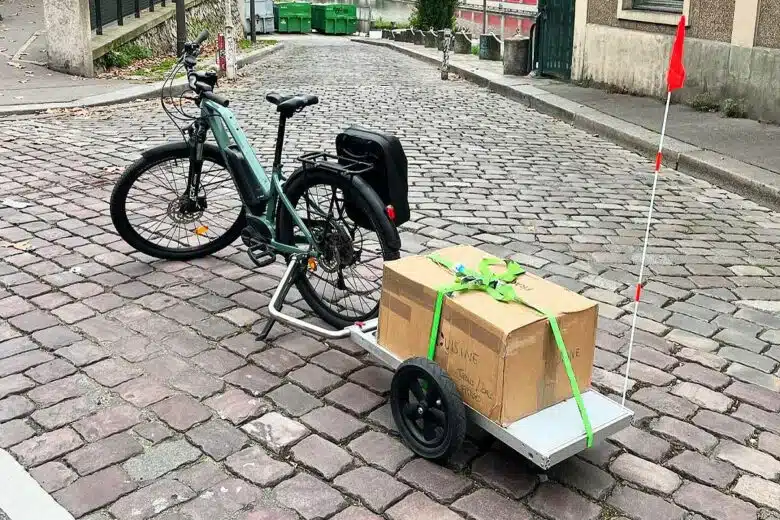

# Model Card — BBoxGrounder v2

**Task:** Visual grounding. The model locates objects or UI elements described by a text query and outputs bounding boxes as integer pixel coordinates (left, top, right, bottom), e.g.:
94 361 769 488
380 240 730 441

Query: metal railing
92 0 167 35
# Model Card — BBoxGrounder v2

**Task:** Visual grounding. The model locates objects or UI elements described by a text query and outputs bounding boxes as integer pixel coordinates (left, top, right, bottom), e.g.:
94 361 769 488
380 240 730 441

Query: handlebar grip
203 90 230 108
194 30 209 46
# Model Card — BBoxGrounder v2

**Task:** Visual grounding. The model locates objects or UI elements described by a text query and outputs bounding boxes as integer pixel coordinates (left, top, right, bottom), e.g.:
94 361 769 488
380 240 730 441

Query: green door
537 0 576 80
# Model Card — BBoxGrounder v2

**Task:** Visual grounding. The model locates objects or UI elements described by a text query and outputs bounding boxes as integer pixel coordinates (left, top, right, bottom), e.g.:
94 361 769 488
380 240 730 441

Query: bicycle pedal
248 245 276 268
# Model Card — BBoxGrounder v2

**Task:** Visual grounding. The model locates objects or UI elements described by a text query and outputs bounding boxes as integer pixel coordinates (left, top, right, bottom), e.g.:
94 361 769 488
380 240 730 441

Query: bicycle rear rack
297 151 373 176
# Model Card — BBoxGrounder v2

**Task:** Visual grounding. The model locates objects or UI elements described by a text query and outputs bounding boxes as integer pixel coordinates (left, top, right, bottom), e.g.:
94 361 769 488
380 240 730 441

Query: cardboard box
378 245 598 426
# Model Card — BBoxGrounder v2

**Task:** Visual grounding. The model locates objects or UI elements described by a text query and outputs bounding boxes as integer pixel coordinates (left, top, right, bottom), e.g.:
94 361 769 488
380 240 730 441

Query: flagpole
621 91 671 407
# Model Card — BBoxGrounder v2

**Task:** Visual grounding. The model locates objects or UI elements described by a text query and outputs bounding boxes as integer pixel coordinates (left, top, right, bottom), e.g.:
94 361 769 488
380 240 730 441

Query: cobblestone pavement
1 38 780 520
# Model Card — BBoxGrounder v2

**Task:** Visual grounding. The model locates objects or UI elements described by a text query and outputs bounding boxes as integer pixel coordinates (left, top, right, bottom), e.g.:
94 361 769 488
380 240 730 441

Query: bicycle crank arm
264 257 352 341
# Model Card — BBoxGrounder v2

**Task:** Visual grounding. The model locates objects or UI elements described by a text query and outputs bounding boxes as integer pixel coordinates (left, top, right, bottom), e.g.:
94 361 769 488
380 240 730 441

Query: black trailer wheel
390 357 466 462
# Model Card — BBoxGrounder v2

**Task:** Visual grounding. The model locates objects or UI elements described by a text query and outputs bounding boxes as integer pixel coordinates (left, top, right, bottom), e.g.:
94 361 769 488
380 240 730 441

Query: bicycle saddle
266 92 319 115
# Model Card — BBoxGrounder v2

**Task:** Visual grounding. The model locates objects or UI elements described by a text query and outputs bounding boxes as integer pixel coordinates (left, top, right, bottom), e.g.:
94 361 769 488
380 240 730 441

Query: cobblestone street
1 38 780 520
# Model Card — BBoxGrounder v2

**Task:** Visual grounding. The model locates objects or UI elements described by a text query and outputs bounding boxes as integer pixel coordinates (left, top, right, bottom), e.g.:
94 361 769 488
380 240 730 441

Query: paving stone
348 366 393 395
117 377 174 407
578 440 620 468
9 310 59 333
334 467 410 514
733 403 780 435
676 347 728 370
224 365 282 396
218 333 262 358
300 405 367 443
720 347 777 373
276 333 329 359
151 394 212 431
367 402 398 432
759 432 780 459
672 363 730 390
666 450 738 489
54 466 137 518
591 367 634 394
134 421 173 444
609 425 671 461
65 431 144 475
451 488 533 520
325 382 384 415
0 373 34 400
32 327 83 352
395 458 471 502
274 473 347 520
250 348 305 376
204 388 270 425
73 404 142 442
173 459 229 492
692 410 755 442
716 440 780 479
527 482 600 520
471 450 537 500
715 329 768 354
0 338 37 361
193 349 246 376
242 412 308 452
226 446 294 486
348 430 414 473
170 369 224 399
610 453 682 494
268 383 324 417
84 358 142 387
608 485 686 520
619 361 675 386
332 506 383 520
673 482 757 520
312 350 362 376
29 461 78 493
292 434 353 479
387 492 462 520
0 350 55 377
651 415 718 453
289 363 343 395
666 329 719 352
724 381 780 412
548 456 614 499
57 341 109 367
732 475 780 512
671 382 733 413
24 358 77 384
32 395 99 429
631 387 698 420
123 439 201 482
0 419 35 448
726 363 780 392
108 478 194 520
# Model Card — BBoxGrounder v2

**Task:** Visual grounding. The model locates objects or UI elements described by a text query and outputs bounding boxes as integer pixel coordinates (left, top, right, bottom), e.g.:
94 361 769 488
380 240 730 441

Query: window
633 0 684 12
617 0 690 25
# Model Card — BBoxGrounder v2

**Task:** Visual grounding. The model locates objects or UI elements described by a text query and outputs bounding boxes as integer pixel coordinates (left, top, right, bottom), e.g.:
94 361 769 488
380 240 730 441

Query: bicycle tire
110 142 245 261
276 166 400 329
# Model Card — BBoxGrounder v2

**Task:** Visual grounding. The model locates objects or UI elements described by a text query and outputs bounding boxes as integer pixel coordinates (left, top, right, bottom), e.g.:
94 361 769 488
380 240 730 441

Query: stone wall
132 0 243 56
573 23 780 123
755 0 780 49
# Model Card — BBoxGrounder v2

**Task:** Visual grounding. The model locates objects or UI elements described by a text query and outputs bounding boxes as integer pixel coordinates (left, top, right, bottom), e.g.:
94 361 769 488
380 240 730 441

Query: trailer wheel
390 357 466 462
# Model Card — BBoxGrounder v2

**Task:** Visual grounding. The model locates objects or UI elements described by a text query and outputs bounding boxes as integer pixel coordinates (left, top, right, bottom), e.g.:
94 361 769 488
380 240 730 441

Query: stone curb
0 43 284 118
353 38 780 210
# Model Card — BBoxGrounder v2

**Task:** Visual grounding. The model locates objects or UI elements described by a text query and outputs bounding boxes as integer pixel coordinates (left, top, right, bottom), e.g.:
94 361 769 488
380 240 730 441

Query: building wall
755 0 780 48
587 0 735 42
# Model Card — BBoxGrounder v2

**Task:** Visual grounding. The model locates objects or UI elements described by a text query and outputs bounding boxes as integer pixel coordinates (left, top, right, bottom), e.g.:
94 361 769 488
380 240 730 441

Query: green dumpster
274 2 312 33
311 4 357 35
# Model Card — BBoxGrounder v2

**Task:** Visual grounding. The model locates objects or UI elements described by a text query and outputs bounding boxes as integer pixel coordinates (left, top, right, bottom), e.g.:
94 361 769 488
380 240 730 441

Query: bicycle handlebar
193 30 209 46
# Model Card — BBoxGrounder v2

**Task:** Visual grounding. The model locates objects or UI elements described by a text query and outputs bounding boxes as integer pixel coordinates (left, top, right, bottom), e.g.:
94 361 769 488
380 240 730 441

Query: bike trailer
336 126 410 228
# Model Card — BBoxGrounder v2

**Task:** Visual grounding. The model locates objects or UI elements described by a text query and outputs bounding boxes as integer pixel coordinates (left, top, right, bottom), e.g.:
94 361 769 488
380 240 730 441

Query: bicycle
110 30 405 331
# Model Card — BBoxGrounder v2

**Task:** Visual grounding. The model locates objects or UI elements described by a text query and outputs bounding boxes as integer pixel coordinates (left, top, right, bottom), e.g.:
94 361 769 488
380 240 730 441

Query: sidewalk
0 0 135 107
355 37 780 209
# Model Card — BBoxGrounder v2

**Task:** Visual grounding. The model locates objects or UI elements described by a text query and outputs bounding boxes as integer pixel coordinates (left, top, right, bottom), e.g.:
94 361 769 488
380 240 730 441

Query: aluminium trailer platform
263 258 634 469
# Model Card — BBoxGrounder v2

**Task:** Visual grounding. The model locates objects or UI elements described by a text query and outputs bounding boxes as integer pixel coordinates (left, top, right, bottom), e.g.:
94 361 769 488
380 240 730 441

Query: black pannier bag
335 126 410 229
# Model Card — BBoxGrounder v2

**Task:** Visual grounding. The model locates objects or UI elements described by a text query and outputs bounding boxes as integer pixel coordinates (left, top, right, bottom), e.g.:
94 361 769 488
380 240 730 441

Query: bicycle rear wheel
276 167 400 329
110 142 245 260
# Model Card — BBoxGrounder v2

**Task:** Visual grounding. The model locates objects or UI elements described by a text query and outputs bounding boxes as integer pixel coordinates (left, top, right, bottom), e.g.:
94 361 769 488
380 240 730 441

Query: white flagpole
621 90 672 408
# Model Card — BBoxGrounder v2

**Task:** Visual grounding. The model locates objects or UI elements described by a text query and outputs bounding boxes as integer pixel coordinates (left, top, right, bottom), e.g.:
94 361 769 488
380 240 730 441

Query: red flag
667 16 686 91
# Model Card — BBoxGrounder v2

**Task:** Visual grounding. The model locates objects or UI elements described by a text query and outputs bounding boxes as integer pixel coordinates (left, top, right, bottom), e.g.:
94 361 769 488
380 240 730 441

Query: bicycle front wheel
276 167 400 329
110 142 245 260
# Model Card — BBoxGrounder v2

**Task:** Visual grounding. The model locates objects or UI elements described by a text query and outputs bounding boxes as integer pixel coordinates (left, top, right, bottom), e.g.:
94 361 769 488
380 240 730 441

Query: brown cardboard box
378 245 598 426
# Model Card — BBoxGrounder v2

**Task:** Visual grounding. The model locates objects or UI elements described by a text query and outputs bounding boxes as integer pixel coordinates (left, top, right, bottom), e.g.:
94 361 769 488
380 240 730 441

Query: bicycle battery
336 126 410 229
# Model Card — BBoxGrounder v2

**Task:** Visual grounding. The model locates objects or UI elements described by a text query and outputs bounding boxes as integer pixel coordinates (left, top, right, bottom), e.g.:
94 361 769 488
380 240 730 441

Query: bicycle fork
183 121 208 211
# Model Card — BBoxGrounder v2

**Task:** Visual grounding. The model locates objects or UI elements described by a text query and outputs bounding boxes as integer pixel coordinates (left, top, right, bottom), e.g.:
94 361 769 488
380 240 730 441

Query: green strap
426 254 594 448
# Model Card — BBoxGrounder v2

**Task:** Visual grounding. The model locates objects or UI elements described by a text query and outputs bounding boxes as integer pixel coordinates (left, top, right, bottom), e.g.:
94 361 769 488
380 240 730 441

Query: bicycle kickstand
256 256 305 342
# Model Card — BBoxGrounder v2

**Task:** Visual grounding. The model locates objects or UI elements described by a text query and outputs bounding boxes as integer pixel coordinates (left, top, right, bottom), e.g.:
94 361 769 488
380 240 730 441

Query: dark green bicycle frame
200 98 315 257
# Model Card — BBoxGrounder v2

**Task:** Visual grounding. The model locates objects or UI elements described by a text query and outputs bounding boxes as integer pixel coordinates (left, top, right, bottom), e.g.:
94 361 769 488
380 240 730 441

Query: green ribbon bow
426 254 594 448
